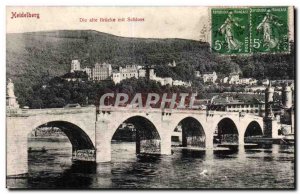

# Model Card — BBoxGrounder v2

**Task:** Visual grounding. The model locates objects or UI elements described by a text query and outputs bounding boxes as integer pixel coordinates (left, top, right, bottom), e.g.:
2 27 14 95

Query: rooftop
211 94 265 105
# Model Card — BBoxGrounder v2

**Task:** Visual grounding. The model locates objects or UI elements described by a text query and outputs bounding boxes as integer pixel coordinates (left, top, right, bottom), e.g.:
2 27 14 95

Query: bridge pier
7 118 28 176
202 122 215 149
160 130 172 155
205 132 214 149
95 121 112 162
239 132 245 145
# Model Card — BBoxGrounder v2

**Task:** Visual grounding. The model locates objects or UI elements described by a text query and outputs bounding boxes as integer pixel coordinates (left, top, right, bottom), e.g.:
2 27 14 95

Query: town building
68 60 192 87
249 78 258 85
151 76 165 85
173 80 191 87
111 65 190 87
220 73 257 86
167 60 177 67
92 62 112 81
202 71 217 83
138 68 155 79
245 86 266 93
222 77 229 83
112 71 121 84
112 65 139 84
164 77 173 85
271 80 294 84
150 76 173 86
119 65 139 80
239 78 257 85
261 79 270 86
82 67 92 79
70 60 81 72
62 71 88 82
228 73 240 84
208 95 265 116
138 69 146 78
68 60 112 81
194 71 201 78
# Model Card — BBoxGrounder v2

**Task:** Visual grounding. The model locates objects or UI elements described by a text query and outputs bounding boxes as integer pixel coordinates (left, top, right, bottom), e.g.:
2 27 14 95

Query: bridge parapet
98 106 208 115
99 106 164 114
246 115 263 120
7 106 96 117
206 110 241 117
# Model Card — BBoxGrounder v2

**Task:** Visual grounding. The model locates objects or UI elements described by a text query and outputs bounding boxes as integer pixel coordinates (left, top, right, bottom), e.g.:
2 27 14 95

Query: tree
30 98 43 109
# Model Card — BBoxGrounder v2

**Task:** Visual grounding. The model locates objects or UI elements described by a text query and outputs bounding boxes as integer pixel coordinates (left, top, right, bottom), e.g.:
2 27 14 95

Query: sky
6 7 210 41
6 6 294 41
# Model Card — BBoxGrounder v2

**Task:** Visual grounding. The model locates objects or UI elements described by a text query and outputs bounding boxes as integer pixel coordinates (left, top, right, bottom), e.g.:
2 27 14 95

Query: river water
7 138 294 189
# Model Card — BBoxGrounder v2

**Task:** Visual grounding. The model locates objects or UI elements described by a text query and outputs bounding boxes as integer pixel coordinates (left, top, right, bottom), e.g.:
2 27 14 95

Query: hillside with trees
6 30 294 107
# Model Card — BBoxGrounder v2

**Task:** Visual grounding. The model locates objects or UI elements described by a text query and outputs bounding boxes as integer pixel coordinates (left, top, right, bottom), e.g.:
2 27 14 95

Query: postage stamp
211 8 250 54
251 7 289 53
211 7 290 54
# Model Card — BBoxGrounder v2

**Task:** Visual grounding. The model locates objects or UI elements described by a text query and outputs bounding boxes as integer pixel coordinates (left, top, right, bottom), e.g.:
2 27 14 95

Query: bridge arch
7 107 97 176
214 117 239 144
111 115 161 155
32 121 95 152
173 116 206 148
244 121 263 138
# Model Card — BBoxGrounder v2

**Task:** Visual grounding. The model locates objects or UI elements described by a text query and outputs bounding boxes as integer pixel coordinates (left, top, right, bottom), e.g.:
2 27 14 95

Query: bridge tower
282 83 292 109
265 82 274 118
263 83 279 138
280 83 293 133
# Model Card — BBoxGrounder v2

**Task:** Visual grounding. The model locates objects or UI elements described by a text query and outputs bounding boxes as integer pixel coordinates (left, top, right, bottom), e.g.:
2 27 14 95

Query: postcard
6 6 295 189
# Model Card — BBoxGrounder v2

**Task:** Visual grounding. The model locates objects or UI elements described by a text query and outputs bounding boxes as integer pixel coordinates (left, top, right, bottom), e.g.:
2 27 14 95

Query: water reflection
52 162 96 189
8 138 295 189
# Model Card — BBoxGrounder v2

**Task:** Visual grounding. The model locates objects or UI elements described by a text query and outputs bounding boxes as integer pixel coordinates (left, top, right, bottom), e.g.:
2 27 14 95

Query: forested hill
7 30 294 99
6 30 226 80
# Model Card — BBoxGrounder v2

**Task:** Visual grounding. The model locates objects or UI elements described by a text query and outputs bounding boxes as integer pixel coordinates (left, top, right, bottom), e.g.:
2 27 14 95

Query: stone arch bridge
7 106 264 176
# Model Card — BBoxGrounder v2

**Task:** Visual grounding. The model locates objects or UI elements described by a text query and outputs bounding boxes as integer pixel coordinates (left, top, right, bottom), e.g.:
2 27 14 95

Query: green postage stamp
251 7 289 53
211 8 250 54
211 7 289 54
